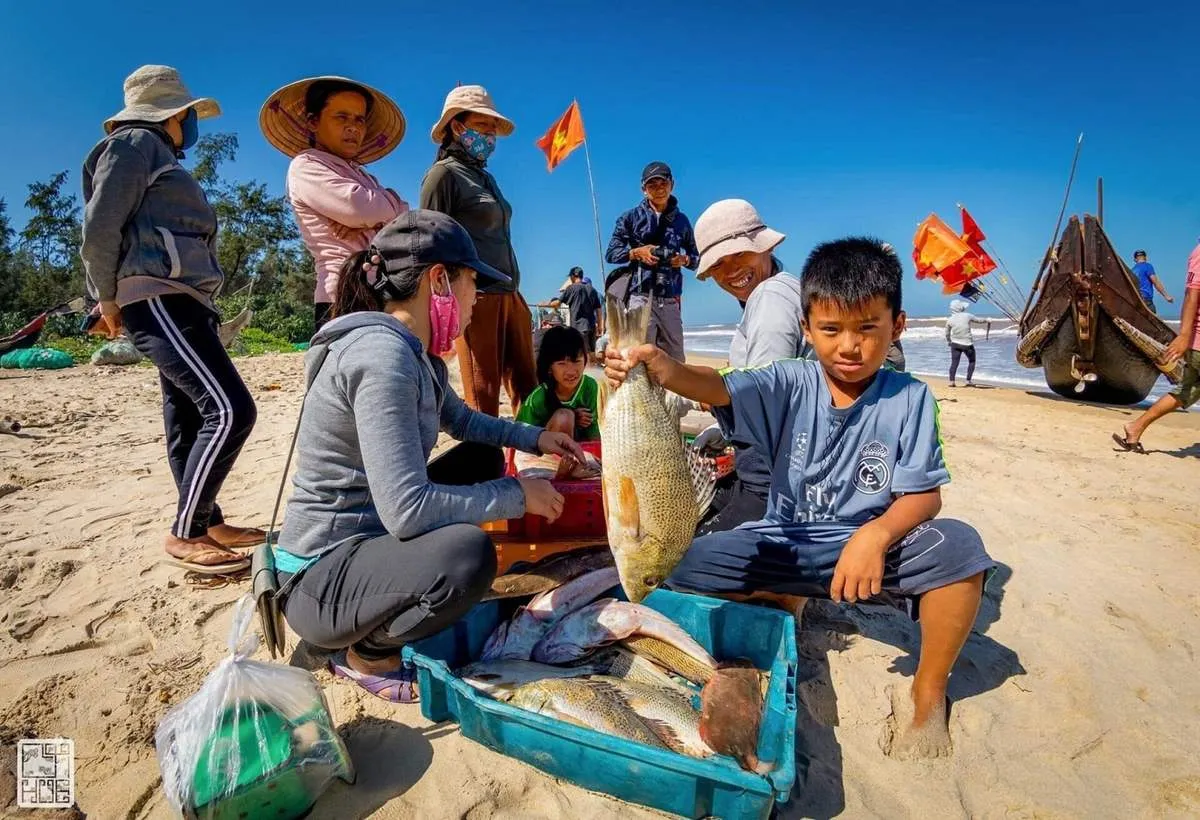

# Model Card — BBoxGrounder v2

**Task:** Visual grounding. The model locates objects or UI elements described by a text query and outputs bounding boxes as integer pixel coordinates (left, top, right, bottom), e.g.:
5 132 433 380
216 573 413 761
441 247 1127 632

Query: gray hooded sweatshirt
945 300 984 346
276 312 543 568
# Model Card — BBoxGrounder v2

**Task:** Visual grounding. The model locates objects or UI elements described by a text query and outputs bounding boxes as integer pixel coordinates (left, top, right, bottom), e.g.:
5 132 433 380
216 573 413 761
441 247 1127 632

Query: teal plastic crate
402 587 798 819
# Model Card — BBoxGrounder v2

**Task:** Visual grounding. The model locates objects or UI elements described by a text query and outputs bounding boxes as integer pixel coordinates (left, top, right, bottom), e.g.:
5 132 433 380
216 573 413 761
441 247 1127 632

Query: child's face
550 355 585 393
802 295 905 388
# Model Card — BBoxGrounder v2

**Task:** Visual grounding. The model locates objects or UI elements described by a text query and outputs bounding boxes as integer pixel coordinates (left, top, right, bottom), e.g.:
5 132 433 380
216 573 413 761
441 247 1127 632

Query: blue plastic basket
402 588 798 819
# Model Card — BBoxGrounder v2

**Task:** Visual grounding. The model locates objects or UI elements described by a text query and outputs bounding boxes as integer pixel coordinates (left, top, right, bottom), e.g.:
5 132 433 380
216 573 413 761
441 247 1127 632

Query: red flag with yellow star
536 101 586 172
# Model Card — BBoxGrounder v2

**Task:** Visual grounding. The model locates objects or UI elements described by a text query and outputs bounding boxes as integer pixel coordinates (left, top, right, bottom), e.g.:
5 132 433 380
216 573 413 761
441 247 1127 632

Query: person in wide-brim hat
260 75 406 164
261 76 410 328
83 65 265 575
420 84 534 418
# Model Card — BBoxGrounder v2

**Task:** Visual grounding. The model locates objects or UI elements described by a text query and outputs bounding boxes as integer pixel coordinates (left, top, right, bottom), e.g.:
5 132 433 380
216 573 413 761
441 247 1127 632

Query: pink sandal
329 652 419 703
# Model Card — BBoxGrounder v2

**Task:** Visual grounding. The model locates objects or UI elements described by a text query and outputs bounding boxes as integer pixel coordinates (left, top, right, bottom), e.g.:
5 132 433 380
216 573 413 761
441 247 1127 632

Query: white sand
1 352 1199 818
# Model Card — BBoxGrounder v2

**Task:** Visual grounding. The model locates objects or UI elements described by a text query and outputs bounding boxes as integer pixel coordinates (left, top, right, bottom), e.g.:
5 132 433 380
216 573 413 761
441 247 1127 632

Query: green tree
0 199 16 312
16 172 83 314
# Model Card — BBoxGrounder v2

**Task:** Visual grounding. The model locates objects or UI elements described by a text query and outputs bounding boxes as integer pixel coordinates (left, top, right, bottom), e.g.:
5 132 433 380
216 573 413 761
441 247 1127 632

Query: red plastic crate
504 440 606 541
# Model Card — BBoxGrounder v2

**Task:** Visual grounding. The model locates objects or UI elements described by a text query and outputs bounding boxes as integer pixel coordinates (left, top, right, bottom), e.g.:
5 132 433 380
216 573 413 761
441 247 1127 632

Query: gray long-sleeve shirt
278 312 543 563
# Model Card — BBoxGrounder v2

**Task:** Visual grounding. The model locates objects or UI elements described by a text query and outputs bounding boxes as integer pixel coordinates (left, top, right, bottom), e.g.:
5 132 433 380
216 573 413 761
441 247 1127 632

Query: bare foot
207 523 267 549
164 533 244 567
882 683 952 760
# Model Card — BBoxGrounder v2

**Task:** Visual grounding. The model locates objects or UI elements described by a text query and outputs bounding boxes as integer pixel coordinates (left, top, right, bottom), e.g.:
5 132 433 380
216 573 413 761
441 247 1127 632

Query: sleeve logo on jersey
853 440 891 495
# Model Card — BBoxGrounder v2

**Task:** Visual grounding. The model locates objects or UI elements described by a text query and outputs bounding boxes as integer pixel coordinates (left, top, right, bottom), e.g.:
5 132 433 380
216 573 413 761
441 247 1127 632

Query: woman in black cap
273 209 584 702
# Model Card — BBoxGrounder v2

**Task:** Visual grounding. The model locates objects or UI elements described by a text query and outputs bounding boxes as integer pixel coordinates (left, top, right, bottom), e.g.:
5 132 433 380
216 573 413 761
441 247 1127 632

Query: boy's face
802 295 905 388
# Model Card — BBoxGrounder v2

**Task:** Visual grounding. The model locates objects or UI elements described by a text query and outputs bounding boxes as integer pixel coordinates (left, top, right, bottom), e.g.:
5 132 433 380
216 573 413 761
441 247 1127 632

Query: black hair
305 79 375 120
569 266 584 279
331 250 464 319
536 326 587 409
800 237 903 318
439 112 471 149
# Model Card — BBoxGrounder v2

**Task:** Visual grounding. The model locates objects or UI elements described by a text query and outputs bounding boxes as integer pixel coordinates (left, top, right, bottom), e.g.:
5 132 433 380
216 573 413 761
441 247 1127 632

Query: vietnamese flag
536 101 586 172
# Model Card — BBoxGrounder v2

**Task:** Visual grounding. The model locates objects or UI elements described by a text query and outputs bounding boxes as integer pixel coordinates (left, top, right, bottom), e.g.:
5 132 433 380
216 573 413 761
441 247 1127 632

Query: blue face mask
180 108 199 151
459 127 496 161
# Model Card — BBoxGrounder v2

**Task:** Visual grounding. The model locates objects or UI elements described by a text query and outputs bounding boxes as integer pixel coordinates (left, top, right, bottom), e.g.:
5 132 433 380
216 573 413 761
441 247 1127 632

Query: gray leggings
279 442 502 660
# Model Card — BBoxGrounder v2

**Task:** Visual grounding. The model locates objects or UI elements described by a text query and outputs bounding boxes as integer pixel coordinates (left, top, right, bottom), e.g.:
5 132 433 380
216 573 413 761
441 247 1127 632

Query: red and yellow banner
536 101 586 172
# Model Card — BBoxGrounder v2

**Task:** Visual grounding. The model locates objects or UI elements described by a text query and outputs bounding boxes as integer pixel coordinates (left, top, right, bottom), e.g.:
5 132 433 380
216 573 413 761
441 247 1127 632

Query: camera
650 246 675 264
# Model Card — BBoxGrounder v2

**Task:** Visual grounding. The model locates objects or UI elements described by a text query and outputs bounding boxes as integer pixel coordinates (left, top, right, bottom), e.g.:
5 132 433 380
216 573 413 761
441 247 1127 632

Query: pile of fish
459 563 769 773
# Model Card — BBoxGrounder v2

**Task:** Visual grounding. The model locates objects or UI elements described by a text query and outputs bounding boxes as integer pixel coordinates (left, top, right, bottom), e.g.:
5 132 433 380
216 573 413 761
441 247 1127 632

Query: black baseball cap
371 210 511 289
1133 249 1147 258
641 161 673 184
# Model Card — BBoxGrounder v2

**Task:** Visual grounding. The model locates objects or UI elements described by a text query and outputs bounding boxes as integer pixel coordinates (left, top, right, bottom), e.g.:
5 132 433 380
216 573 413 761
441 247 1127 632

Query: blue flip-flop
329 652 419 703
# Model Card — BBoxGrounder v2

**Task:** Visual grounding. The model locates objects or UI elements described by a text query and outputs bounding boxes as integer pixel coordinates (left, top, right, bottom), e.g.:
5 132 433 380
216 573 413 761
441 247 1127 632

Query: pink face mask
428 272 461 356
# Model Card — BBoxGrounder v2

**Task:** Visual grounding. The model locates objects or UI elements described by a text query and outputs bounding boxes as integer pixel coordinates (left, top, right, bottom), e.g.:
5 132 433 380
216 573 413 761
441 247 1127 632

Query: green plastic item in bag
0 347 74 370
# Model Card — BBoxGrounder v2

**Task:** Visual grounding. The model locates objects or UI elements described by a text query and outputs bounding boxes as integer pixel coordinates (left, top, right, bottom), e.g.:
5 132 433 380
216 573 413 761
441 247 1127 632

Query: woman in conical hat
260 76 409 330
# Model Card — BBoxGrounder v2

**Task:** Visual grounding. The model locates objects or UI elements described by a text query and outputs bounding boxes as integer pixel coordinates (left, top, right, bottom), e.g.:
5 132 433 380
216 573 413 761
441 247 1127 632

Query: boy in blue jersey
605 237 992 760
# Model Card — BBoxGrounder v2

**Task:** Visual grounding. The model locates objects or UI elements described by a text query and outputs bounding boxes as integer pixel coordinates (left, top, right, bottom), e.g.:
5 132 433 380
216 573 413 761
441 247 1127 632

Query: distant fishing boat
1017 214 1183 404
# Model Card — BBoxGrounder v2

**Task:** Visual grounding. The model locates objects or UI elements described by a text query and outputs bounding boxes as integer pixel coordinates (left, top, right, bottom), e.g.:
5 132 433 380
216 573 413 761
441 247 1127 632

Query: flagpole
581 134 606 284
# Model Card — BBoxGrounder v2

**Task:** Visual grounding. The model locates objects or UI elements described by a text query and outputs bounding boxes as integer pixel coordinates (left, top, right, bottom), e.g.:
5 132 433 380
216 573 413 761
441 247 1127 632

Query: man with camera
604 162 699 360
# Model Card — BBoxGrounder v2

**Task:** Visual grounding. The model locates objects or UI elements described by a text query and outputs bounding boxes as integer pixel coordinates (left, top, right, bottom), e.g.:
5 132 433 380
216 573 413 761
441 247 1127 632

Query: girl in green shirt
516 326 601 441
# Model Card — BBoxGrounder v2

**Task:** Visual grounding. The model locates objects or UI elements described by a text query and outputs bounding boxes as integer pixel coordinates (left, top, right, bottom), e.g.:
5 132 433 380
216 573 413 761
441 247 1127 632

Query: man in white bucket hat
81 65 263 575
690 198 810 534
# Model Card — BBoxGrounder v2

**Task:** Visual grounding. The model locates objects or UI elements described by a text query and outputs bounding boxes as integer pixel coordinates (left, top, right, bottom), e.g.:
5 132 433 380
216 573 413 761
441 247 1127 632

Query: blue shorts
667 519 992 602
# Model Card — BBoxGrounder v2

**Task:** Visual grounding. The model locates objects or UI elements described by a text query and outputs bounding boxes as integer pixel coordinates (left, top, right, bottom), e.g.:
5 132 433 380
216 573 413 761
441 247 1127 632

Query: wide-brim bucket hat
259 76 406 164
694 199 786 280
104 65 220 134
430 85 514 143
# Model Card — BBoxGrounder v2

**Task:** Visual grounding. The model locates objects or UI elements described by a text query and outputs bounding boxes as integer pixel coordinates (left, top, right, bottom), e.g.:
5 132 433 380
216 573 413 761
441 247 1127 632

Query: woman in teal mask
420 85 537 419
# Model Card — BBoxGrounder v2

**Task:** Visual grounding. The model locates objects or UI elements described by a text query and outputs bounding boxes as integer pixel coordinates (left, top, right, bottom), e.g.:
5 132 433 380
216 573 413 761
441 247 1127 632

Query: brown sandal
164 548 250 576
1111 433 1146 454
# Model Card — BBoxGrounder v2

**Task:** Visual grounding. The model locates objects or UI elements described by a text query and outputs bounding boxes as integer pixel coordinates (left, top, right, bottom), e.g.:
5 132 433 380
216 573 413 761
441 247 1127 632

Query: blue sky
2 0 1197 324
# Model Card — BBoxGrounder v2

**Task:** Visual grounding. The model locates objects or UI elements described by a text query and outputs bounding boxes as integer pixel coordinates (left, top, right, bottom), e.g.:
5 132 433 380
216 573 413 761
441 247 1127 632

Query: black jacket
419 142 520 293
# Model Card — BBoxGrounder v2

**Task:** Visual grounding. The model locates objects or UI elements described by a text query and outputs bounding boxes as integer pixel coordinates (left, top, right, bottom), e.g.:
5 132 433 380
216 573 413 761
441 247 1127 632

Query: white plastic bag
90 337 143 366
155 595 353 819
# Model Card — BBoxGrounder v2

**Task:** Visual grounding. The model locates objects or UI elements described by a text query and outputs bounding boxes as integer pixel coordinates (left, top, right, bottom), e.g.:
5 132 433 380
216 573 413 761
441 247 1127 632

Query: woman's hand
574 408 594 430
519 478 565 523
537 430 586 463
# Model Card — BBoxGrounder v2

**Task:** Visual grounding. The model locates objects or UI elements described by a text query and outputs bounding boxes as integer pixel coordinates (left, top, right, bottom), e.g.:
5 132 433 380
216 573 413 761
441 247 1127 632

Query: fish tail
606 294 652 351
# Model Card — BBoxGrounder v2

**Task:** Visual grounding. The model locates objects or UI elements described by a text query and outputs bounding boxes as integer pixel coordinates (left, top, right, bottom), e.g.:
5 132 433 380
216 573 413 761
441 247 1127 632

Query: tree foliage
0 133 317 343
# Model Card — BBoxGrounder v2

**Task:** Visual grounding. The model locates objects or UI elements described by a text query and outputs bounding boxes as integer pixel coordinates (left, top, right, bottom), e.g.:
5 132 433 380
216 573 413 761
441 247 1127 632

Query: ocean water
683 317 1187 409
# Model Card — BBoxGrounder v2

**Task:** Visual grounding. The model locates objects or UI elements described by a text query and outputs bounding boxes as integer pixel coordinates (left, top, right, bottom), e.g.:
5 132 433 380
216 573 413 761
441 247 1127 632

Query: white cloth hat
104 65 220 134
694 199 786 280
259 75 406 164
430 85 514 143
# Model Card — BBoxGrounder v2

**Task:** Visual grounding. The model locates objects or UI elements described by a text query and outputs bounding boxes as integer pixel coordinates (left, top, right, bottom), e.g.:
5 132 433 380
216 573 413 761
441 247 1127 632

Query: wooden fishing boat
1017 214 1182 404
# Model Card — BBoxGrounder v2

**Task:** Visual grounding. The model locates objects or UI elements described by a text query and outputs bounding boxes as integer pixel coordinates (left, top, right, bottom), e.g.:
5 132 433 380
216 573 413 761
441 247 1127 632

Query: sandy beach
2 350 1199 819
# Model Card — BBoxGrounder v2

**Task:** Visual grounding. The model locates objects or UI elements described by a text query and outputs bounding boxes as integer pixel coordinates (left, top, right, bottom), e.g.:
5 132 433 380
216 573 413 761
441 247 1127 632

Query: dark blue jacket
605 196 699 299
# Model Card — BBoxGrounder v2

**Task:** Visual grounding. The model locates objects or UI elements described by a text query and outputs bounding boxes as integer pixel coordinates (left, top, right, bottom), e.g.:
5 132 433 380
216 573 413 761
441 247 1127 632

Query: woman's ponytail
331 250 385 318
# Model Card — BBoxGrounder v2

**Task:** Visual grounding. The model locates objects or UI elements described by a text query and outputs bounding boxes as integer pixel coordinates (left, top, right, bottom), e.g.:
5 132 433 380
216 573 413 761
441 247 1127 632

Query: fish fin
683 438 718 516
617 476 642 539
636 716 689 754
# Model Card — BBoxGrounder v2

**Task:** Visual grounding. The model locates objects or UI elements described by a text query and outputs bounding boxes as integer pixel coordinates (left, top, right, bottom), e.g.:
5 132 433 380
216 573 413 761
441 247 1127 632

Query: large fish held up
601 296 715 602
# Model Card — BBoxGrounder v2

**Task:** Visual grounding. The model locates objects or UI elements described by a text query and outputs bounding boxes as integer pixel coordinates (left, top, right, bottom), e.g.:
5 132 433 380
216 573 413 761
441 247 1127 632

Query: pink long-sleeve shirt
286 149 409 304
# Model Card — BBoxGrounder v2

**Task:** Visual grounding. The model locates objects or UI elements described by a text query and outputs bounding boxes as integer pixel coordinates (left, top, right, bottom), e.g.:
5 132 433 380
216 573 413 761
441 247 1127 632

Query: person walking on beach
685 199 808 534
274 210 584 702
81 66 262 574
420 85 536 416
261 76 409 331
1114 241 1200 452
554 266 603 355
1132 250 1174 313
945 299 990 387
605 162 699 361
